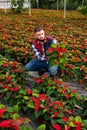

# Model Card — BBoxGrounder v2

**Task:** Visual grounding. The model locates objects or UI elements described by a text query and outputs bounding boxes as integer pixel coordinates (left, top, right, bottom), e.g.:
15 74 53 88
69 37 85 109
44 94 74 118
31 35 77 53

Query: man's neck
37 38 44 42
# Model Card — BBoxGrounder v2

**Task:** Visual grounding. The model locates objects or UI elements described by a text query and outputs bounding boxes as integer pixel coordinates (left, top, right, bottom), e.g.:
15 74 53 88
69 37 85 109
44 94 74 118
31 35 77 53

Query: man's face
35 30 45 40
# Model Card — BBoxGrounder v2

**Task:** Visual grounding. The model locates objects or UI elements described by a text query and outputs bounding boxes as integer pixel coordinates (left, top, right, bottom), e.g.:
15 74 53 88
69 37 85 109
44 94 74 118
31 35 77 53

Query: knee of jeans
25 64 29 70
25 63 32 70
50 70 57 76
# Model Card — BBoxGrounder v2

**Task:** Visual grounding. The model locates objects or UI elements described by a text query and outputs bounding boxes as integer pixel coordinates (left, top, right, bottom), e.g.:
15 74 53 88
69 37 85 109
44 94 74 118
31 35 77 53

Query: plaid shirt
32 36 57 61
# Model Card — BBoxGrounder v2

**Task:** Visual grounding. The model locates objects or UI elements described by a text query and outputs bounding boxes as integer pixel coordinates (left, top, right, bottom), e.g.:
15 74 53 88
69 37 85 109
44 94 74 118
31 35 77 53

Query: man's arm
53 39 57 44
47 36 57 45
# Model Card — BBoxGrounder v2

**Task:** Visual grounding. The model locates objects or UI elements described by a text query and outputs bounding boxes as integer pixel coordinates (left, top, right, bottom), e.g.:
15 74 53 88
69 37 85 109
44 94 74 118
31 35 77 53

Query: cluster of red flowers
0 107 22 130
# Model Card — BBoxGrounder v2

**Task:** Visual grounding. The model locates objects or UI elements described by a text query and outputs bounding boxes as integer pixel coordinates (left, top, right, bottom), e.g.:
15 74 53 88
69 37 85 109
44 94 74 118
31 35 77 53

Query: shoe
27 71 39 78
44 72 50 77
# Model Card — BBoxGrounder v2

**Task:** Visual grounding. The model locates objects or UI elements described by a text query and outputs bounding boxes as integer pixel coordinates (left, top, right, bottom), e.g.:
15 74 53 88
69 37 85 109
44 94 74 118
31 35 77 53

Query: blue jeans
25 59 58 76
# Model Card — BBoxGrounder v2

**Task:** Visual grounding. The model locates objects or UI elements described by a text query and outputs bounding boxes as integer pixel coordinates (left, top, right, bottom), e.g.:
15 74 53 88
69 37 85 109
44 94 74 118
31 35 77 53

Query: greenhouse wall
0 0 29 9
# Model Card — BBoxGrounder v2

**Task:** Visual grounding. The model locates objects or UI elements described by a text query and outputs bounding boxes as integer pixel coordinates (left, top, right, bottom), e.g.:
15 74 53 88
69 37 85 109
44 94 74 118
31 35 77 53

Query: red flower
76 122 81 130
56 47 61 52
7 76 11 82
2 35 8 40
27 89 32 95
0 94 5 97
39 93 48 101
73 121 81 130
34 105 40 112
67 110 72 115
63 117 68 122
12 125 19 130
55 101 64 109
64 125 71 130
0 119 13 128
51 111 58 118
41 74 47 79
34 78 44 84
61 48 66 53
49 101 54 107
9 87 15 91
85 75 87 79
83 57 87 62
65 94 70 99
11 62 16 68
55 79 63 84
61 70 65 73
2 85 8 89
79 66 83 71
31 97 39 105
53 124 61 130
2 63 7 67
0 108 7 118
15 86 20 91
47 47 54 53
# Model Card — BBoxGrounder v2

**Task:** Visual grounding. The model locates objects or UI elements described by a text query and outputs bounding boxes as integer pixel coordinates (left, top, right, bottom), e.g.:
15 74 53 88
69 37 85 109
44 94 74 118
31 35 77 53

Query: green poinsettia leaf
75 116 82 123
51 43 57 48
37 124 46 130
27 101 35 108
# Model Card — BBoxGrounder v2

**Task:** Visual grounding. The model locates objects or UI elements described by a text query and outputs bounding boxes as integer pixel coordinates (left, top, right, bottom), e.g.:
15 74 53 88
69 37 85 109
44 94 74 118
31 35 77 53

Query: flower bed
0 9 87 130
0 53 87 129
0 103 31 130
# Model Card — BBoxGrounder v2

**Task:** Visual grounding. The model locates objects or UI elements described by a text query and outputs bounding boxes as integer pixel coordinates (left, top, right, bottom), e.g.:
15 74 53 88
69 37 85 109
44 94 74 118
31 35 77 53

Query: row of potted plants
0 54 87 129
0 9 87 83
0 103 31 130
0 9 87 129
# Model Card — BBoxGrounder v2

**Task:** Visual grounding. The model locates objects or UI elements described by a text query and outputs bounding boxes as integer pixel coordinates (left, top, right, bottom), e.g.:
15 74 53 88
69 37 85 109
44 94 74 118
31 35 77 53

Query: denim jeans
25 59 58 76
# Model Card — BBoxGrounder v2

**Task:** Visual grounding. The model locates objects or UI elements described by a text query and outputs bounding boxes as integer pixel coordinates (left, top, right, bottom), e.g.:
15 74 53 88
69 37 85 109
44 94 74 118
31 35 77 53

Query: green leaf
32 92 39 97
57 119 64 124
12 113 20 119
59 57 65 64
4 88 8 91
0 104 5 109
27 101 35 108
51 43 57 48
37 124 46 130
13 105 20 112
43 109 47 114
7 107 13 113
51 119 57 125
83 109 87 116
32 89 39 97
75 116 82 123
35 110 43 118
83 120 87 128
23 96 29 100
19 89 26 95
32 88 39 93
69 122 76 127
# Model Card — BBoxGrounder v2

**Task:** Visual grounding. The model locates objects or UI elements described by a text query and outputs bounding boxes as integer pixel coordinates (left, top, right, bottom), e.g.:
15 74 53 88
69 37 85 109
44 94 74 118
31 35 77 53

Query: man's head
34 26 45 41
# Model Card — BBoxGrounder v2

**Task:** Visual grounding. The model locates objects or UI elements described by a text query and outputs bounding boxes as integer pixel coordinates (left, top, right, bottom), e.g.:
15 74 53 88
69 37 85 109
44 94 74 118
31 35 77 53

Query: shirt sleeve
53 39 58 44
32 44 46 61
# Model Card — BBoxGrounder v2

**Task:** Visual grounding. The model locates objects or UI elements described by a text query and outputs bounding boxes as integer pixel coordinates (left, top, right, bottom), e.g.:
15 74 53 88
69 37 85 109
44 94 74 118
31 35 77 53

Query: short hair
34 26 44 33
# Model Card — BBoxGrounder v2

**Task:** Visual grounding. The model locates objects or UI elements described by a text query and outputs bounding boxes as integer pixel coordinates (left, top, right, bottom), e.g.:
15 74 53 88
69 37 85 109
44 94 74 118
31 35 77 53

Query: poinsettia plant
46 43 68 73
0 103 31 130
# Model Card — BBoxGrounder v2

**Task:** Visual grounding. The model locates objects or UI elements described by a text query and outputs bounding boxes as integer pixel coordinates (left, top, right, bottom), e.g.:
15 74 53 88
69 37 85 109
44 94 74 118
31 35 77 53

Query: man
25 26 58 77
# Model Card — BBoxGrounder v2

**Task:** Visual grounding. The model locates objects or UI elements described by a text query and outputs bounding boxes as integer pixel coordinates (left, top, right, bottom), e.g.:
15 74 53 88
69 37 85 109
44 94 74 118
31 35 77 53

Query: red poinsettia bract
0 108 7 118
53 124 61 130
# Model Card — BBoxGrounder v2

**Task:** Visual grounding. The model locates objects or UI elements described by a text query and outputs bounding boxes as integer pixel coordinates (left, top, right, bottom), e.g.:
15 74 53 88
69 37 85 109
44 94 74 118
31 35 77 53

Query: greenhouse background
0 0 29 8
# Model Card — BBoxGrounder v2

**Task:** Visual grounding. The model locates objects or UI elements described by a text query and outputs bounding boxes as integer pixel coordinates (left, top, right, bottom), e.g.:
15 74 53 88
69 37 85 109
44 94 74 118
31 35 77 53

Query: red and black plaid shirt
32 36 57 61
